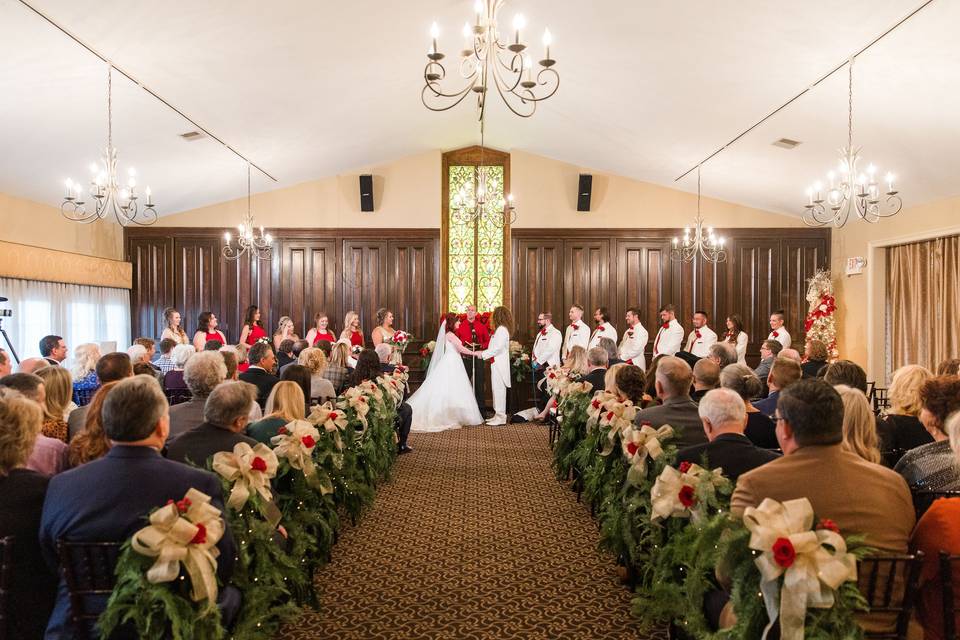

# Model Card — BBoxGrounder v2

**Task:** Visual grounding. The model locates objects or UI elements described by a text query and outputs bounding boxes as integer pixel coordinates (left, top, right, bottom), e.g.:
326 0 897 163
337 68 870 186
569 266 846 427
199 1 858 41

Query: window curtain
0 277 130 366
886 235 960 375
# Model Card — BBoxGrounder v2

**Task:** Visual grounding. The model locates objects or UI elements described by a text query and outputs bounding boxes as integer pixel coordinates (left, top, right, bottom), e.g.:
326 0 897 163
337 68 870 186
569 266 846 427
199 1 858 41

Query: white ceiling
0 0 957 217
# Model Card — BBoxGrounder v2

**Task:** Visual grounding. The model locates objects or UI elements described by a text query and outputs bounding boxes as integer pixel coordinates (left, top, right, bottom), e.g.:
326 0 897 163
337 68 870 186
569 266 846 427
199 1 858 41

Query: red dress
312 330 336 345
350 331 364 347
245 324 267 346
205 330 226 344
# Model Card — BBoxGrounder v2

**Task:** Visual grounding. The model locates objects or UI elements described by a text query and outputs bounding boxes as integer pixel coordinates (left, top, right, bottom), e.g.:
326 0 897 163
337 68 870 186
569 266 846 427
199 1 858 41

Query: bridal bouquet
387 330 412 353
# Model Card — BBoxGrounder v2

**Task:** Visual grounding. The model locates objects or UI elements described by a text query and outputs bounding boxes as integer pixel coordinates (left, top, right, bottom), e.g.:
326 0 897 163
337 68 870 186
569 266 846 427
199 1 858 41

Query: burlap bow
620 423 674 485
212 442 278 511
131 488 224 602
271 419 328 492
650 463 725 522
307 402 348 451
743 497 858 640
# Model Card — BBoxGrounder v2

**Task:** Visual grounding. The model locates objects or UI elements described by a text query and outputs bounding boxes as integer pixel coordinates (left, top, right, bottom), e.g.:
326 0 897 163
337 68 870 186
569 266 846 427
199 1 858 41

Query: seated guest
937 358 960 376
0 389 59 638
910 412 960 640
297 347 336 403
582 347 609 392
706 342 737 370
753 356 802 418
634 356 706 448
19 357 50 374
280 364 314 414
598 337 623 367
235 342 251 373
352 350 412 454
280 339 310 375
800 339 829 378
238 341 279 408
677 388 779 482
721 364 778 449
375 343 396 373
324 341 352 394
154 338 179 374
39 334 68 367
0 373 68 476
163 343 196 392
0 347 12 377
36 365 72 442
615 365 647 406
70 342 102 406
822 359 868 394
752 339 782 396
691 358 720 403
204 339 224 351
894 375 960 490
218 349 263 422
166 381 259 465
133 361 161 381
67 352 133 441
779 348 802 363
603 363 628 396
879 364 934 460
247 381 306 445
132 337 160 369
168 351 228 443
315 339 332 359
39 376 236 637
67 382 118 467
276 338 296 370
836 385 881 464
642 354 666 407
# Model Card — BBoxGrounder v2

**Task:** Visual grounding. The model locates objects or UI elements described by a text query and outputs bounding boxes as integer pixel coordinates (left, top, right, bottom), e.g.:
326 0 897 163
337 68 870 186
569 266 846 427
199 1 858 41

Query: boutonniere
571 323 579 331
540 329 547 336
695 330 702 339
661 322 669 329
772 331 780 338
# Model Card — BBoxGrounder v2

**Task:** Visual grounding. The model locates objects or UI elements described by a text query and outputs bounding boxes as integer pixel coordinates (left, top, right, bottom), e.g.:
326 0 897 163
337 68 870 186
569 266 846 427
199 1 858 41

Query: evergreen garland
551 386 591 479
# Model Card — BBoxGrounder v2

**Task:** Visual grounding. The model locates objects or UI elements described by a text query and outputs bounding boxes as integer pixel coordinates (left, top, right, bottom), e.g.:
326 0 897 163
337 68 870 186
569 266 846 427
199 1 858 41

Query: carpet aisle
278 422 666 640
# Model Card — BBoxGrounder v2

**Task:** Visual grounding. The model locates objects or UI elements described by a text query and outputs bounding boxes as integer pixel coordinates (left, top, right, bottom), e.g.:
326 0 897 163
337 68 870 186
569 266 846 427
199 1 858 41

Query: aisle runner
279 423 666 640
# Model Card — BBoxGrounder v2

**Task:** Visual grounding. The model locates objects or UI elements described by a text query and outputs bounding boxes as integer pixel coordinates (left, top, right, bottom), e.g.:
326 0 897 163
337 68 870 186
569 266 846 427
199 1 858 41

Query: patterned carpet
278 422 667 640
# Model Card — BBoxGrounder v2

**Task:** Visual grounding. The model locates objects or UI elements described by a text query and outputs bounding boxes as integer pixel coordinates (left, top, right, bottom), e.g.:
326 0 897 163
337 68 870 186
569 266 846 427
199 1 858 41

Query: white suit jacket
563 322 589 357
618 323 649 370
685 325 718 358
588 322 618 350
481 326 512 388
652 319 684 358
767 328 792 349
533 325 562 367
733 331 748 364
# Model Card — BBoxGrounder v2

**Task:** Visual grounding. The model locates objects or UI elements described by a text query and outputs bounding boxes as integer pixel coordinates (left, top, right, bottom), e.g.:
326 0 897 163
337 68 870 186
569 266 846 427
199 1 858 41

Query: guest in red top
239 305 268 346
306 312 337 346
192 311 228 351
454 304 491 415
341 311 364 348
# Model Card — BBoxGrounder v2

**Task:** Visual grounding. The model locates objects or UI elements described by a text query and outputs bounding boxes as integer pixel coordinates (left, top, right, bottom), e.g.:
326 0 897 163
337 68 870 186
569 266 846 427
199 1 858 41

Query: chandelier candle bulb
430 22 439 55
542 28 552 60
886 173 894 193
65 179 73 198
145 187 152 206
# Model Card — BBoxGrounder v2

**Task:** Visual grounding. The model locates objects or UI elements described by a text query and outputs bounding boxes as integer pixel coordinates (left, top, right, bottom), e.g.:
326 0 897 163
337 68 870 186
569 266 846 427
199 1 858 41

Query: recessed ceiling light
179 130 206 141
772 138 802 149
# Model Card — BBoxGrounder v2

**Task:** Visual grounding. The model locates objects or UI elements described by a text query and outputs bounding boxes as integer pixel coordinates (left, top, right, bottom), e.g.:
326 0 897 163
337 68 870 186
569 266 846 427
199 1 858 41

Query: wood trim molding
0 240 132 289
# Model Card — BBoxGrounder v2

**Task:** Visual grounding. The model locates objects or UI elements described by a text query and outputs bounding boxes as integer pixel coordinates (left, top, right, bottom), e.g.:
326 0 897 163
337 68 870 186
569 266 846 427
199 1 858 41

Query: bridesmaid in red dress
192 311 228 351
239 305 268 346
340 310 364 348
306 312 336 346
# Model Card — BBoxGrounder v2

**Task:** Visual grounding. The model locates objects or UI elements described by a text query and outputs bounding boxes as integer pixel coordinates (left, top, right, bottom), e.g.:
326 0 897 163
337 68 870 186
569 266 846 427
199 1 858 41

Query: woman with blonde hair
836 384 881 464
272 316 299 352
879 364 934 461
604 363 628 397
532 344 591 422
298 347 336 402
323 341 352 394
70 342 101 406
341 310 364 348
35 366 72 442
247 381 306 444
160 307 190 345
68 381 117 467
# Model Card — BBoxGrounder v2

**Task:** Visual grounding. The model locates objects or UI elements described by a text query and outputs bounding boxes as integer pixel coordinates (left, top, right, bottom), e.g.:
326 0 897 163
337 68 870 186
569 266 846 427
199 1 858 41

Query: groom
455 304 491 418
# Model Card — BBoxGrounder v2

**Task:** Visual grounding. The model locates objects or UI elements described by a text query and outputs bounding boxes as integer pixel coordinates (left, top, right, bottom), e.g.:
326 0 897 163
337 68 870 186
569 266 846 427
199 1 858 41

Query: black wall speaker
577 174 593 212
359 174 374 212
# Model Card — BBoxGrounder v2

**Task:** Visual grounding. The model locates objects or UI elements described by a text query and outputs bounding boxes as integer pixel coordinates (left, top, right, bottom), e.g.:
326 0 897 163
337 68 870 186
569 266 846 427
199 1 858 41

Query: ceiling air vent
179 130 206 141
772 137 801 149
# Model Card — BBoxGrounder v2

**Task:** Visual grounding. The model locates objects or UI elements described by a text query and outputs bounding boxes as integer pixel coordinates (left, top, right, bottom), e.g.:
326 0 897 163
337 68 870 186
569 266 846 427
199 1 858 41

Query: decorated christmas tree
803 269 839 360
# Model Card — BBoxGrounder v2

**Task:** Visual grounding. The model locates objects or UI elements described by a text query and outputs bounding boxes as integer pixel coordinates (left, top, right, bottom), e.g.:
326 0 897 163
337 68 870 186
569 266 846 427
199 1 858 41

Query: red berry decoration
816 519 840 534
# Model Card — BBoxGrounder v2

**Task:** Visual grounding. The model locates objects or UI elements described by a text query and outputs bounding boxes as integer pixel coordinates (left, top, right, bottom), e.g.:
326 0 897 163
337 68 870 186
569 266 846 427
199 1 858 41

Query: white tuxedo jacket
685 325 718 358
767 328 792 349
618 323 649 370
563 322 589 357
533 325 563 367
652 319 684 358
588 322 618 350
481 326 512 388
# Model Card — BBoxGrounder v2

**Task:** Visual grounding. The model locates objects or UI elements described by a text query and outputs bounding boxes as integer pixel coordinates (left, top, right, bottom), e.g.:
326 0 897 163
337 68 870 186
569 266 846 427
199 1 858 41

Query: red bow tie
540 329 547 336
695 330 702 339
662 322 669 329
572 324 579 330
772 331 779 338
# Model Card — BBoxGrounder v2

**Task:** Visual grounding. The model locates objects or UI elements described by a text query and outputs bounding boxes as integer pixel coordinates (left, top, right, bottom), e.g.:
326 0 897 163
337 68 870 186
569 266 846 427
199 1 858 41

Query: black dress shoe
398 445 413 454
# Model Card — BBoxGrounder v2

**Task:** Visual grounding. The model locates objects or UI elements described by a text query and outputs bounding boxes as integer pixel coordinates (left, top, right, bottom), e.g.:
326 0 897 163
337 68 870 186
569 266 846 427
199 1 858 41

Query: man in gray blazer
633 356 706 449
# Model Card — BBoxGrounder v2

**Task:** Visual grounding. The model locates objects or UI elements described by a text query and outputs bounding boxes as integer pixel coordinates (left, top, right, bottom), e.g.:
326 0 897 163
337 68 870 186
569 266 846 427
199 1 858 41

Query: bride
407 313 484 432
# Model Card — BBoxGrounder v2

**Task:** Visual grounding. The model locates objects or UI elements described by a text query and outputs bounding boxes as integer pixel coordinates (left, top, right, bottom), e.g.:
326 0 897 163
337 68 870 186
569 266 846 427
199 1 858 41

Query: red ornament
816 519 840 534
329 412 338 420
301 435 316 449
591 398 601 410
605 411 614 422
190 522 207 545
772 537 796 568
250 456 267 472
278 426 288 435
678 485 696 508
626 441 639 456
678 461 692 473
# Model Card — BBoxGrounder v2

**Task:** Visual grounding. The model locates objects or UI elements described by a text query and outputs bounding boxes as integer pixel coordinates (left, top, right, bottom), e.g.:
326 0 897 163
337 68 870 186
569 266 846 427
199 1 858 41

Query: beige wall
157 148 801 230
831 195 960 381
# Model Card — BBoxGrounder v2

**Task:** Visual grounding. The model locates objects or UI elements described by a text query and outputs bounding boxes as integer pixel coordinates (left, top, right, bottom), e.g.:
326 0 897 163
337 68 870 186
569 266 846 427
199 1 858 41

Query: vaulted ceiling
0 0 956 217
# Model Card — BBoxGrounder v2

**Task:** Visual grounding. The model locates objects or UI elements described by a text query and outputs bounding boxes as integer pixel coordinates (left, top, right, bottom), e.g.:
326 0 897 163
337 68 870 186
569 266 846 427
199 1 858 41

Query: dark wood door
276 239 337 338
513 238 563 343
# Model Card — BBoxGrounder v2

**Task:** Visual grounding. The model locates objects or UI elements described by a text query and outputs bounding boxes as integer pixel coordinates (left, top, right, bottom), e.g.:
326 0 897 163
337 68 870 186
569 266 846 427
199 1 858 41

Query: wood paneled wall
124 228 440 350
511 228 830 365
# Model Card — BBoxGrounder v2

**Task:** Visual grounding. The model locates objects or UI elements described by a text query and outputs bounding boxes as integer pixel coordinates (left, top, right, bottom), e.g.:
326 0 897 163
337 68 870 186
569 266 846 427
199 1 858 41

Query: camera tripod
0 317 20 364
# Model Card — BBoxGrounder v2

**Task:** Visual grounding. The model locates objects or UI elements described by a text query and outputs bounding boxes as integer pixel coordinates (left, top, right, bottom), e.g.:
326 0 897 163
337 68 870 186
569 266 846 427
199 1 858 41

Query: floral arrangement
419 340 436 368
650 462 728 523
271 420 325 492
386 330 412 353
509 340 532 383
803 269 839 360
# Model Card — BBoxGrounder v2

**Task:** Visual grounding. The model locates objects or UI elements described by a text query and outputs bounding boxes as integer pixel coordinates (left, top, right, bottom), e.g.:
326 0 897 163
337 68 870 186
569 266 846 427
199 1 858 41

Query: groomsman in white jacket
562 304 590 359
767 310 792 349
652 304 684 358
532 311 562 411
588 307 618 350
684 310 718 358
618 307 648 370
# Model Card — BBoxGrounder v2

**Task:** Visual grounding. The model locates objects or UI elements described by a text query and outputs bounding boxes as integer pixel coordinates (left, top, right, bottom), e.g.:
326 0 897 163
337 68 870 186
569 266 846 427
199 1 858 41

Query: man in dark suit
39 375 237 638
238 341 279 408
39 334 67 367
634 356 706 449
166 381 259 466
753 356 802 418
66 352 133 441
677 388 779 482
690 358 720 403
582 347 609 392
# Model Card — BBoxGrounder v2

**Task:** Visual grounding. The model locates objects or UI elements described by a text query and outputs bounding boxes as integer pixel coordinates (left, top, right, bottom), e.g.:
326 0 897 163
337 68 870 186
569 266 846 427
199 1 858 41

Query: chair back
858 552 924 639
165 389 192 406
0 537 13 640
872 387 891 414
57 540 122 640
941 551 960 640
912 490 960 520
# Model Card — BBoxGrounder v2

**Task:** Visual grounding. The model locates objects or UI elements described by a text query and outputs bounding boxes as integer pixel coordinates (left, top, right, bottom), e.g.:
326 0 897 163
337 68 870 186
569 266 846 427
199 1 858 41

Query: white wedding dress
407 327 483 432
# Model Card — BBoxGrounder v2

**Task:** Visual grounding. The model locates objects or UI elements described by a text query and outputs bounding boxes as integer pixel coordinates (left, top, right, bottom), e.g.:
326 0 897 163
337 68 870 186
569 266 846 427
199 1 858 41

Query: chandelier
422 0 558 119
451 124 516 228
222 163 273 261
803 57 902 227
671 166 726 264
60 66 157 226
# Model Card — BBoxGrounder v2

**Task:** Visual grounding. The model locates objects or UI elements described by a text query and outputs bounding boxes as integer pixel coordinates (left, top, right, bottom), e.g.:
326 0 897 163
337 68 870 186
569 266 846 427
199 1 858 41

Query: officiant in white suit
480 306 514 426
562 304 589 359
619 307 648 370
588 306 618 350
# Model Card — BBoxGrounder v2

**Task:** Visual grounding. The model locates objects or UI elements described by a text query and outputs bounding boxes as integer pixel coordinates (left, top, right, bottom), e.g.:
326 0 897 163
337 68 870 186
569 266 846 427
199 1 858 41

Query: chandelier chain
847 58 853 152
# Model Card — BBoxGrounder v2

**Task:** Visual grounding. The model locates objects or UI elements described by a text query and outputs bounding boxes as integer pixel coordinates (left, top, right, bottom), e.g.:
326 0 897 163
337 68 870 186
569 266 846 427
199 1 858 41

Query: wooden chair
872 387 891 414
912 489 960 521
858 552 925 640
940 551 960 640
57 540 122 640
0 537 13 640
